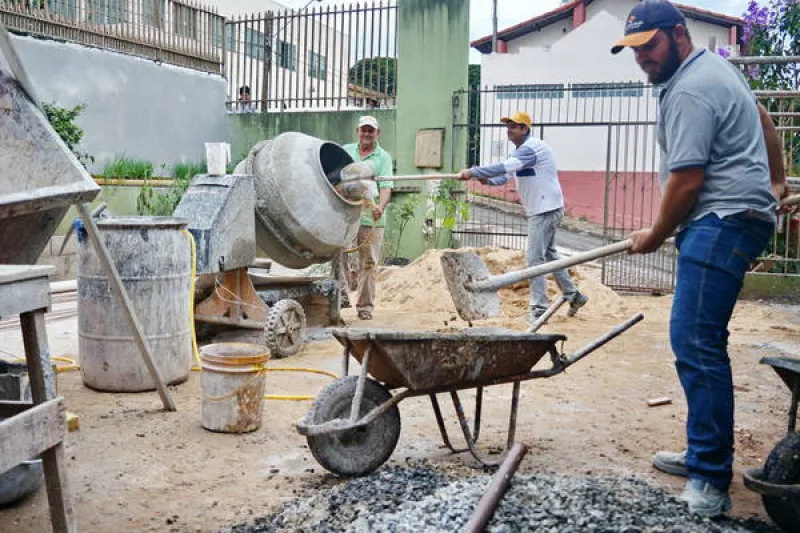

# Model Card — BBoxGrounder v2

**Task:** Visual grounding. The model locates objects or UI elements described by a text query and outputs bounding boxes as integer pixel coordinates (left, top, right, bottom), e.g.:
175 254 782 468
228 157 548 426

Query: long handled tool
340 161 459 183
441 240 633 321
442 194 800 321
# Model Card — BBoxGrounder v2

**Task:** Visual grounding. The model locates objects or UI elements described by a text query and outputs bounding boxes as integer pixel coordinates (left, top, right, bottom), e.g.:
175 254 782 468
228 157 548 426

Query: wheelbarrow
742 356 800 532
296 314 643 476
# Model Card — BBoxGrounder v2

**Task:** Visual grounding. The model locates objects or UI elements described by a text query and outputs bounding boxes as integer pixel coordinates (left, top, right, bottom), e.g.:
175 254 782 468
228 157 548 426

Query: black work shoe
567 291 589 317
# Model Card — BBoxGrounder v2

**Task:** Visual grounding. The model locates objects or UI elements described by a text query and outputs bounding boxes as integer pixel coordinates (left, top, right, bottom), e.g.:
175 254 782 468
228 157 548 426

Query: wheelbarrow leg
474 386 483 443
431 387 485 454
450 391 503 468
789 378 798 434
507 381 520 450
431 394 468 454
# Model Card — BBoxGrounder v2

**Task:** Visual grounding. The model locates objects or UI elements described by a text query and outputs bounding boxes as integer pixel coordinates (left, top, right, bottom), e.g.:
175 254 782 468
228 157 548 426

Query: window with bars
245 29 266 61
142 0 165 29
87 0 126 24
219 23 239 53
496 84 564 100
172 2 197 39
572 82 645 98
308 51 327 81
47 0 78 20
276 40 296 71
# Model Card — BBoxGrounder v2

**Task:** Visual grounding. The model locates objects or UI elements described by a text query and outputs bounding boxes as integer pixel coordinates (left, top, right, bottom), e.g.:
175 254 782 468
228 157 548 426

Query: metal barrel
78 217 192 392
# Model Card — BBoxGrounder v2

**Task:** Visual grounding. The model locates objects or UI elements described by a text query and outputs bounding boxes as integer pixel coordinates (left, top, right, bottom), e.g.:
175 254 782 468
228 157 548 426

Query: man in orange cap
612 0 786 518
458 111 588 322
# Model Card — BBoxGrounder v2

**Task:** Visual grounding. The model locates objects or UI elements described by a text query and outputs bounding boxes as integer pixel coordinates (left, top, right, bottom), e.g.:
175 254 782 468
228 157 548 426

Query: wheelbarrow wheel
265 298 306 358
306 376 401 477
762 432 800 531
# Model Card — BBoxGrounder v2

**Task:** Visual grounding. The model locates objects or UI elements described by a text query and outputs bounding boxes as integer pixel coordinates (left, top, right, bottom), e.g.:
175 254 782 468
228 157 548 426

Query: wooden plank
20 311 57 401
77 203 176 411
0 264 54 284
0 276 50 316
0 398 65 474
0 400 33 418
41 442 76 533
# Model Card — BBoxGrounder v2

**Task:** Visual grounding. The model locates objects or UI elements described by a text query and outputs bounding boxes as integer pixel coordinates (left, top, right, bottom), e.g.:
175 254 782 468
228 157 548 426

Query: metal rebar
463 442 529 533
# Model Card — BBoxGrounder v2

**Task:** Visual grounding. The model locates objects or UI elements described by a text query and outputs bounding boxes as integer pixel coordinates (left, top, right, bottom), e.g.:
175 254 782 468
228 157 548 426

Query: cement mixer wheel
265 299 306 358
761 432 800 532
306 376 401 477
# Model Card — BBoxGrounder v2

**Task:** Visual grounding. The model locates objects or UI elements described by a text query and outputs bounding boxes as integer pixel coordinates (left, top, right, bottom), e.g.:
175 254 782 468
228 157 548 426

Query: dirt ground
1 249 798 533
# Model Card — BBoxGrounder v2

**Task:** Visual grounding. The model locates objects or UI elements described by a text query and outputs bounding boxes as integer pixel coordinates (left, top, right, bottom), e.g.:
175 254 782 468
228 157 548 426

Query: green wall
228 109 397 166
393 0 470 259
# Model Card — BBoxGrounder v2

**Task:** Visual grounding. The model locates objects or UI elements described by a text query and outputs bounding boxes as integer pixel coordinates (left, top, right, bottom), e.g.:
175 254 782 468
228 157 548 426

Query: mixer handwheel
265 299 306 358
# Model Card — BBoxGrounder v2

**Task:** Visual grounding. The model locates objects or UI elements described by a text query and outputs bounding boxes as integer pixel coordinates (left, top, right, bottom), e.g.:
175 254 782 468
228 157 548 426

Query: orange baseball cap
611 0 686 54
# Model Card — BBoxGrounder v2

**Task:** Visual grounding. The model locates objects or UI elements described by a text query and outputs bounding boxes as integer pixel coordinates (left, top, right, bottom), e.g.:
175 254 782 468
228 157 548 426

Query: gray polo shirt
656 48 776 224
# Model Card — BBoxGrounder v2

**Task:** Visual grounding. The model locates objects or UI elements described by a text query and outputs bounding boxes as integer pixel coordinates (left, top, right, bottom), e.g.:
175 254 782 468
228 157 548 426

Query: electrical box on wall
415 128 445 168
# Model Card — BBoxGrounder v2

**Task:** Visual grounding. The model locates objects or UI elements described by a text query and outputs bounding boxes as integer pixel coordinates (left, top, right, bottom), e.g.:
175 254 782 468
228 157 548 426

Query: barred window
48 0 78 20
308 52 327 81
87 0 126 24
276 40 297 71
142 0 165 28
172 2 197 39
496 84 564 100
245 29 266 61
572 82 644 98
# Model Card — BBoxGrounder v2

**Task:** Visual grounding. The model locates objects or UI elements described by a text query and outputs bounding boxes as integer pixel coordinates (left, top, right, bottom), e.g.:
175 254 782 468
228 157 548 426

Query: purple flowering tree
739 0 799 90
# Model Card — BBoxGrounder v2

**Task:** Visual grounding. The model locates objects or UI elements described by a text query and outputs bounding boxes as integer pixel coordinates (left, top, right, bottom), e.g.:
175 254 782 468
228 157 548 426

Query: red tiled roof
471 0 743 52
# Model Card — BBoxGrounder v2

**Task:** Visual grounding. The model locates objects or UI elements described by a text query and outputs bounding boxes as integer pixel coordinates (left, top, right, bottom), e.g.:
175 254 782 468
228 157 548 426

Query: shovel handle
375 174 460 182
472 239 633 292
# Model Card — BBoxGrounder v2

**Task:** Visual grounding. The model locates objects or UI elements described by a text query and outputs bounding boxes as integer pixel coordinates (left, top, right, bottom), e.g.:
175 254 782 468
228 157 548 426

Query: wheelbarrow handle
471 240 633 292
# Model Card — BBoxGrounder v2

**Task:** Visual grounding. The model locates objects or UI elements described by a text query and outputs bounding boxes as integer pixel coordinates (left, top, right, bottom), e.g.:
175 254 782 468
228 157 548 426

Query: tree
348 57 396 95
740 0 799 90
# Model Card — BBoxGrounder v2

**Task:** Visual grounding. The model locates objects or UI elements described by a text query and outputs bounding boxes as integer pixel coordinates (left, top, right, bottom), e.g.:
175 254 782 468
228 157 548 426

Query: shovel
441 240 633 321
441 193 800 321
340 161 459 183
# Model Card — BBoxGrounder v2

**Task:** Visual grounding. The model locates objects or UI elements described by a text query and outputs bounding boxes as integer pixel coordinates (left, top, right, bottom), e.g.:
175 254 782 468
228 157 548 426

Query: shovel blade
440 250 501 321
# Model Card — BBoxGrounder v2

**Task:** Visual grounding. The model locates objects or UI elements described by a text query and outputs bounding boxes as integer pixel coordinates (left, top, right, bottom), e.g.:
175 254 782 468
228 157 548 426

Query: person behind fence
611 0 786 518
457 111 588 323
340 115 393 321
236 85 256 113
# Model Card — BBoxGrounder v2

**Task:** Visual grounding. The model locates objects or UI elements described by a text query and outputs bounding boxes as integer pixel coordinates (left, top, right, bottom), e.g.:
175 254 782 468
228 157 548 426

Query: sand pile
376 247 624 323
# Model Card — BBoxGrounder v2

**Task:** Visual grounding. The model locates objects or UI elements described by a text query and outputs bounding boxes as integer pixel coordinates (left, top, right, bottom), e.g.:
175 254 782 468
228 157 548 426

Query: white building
208 0 349 111
468 0 743 225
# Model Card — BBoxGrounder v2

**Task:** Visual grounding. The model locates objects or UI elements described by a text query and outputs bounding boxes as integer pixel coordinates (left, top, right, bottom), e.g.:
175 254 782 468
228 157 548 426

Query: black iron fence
225 2 397 113
0 0 224 74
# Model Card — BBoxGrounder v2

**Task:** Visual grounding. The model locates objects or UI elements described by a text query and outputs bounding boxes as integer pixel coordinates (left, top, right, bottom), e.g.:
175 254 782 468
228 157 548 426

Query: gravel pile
222 467 780 533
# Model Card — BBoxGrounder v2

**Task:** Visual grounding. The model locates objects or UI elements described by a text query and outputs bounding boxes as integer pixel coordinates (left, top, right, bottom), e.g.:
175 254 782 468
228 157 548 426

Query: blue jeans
527 208 577 310
671 212 773 491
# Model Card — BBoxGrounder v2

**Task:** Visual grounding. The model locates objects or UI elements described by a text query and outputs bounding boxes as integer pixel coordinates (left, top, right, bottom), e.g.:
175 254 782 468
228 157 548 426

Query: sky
273 0 753 62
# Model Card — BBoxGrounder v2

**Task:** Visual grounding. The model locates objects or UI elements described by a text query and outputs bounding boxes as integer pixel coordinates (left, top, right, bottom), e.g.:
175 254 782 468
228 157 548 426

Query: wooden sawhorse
0 265 75 532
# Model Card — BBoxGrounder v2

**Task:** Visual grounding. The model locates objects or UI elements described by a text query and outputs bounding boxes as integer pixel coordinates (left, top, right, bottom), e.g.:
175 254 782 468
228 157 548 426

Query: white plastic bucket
205 142 231 176
201 343 269 433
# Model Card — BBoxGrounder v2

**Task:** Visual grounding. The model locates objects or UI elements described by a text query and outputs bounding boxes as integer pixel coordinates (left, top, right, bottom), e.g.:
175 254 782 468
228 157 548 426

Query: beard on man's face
648 35 682 84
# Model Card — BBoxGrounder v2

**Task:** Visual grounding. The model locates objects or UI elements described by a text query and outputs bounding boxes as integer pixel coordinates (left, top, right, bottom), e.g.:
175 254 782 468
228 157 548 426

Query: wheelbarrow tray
331 327 566 391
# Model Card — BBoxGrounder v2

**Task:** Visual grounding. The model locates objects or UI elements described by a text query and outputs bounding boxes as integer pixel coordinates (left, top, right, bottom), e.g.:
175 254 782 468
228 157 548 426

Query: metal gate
452 83 676 293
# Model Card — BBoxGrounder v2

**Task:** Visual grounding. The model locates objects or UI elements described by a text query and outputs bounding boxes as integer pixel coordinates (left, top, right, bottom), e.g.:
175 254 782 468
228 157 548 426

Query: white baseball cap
357 115 380 129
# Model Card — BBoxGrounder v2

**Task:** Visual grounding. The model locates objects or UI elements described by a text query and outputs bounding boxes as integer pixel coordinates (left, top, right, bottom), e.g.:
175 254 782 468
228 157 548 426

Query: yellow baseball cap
500 111 532 128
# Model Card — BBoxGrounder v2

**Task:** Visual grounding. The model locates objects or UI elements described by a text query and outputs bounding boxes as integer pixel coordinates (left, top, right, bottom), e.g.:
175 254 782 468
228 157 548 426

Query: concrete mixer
175 132 363 357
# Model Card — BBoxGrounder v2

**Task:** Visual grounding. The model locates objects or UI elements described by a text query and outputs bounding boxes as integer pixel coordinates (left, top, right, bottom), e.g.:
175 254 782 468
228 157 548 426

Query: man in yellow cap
612 0 786 518
458 111 588 322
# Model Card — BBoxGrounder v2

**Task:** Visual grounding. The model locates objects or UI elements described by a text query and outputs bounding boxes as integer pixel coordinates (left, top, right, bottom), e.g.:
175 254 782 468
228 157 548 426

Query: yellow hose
180 229 335 401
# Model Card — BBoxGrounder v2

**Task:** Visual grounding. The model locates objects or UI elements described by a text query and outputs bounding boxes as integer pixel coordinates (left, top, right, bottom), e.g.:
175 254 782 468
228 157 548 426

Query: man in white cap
341 115 393 320
458 111 588 322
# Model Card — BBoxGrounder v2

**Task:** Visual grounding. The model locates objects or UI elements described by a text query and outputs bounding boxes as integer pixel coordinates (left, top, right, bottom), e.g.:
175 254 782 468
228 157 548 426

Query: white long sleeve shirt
470 134 564 216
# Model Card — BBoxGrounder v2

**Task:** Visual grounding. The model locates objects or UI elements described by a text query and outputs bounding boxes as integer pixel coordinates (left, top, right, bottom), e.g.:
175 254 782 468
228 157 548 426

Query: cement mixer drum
236 132 362 269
